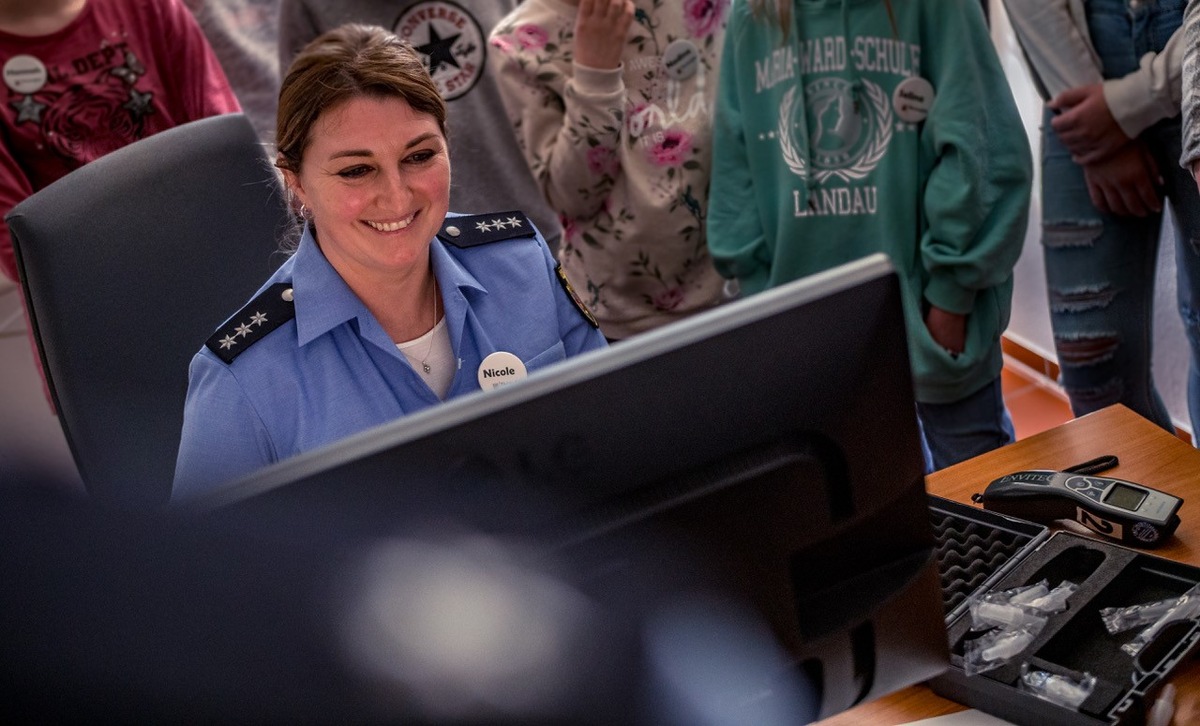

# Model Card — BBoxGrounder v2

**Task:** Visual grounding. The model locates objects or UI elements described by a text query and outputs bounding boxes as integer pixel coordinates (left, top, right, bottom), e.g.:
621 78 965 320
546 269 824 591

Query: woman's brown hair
275 23 448 175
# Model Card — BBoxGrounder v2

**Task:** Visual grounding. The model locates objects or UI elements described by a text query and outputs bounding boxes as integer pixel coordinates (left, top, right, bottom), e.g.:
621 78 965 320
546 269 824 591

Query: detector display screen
1104 482 1147 512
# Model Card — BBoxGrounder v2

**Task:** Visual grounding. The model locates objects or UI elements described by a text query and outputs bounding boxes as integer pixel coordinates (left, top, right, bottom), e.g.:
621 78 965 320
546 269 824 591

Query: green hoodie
707 0 1032 404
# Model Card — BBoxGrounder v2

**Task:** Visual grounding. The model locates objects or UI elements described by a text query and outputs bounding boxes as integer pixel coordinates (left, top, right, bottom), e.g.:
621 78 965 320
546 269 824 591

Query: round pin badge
892 76 935 123
662 39 700 81
477 351 528 391
4 55 47 94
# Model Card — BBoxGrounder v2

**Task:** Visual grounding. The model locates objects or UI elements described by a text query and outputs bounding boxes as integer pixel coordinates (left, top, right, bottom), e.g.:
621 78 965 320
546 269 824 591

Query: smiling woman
285 95 451 342
172 24 608 502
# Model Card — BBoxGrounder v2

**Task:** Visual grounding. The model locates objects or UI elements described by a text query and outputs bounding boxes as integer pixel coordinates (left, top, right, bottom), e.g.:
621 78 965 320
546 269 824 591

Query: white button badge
662 39 700 81
4 55 47 94
893 76 935 124
477 351 528 391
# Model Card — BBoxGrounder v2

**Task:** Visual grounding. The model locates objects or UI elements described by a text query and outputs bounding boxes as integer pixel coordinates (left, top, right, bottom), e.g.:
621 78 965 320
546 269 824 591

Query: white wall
990 0 1193 436
0 272 81 488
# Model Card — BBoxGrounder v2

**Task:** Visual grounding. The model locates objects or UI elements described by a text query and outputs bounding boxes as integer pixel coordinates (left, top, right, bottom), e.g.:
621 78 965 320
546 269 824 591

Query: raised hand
574 0 634 70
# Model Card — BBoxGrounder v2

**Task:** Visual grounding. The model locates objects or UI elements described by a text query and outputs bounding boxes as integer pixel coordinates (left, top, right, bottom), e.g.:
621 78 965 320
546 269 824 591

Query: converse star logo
393 2 487 102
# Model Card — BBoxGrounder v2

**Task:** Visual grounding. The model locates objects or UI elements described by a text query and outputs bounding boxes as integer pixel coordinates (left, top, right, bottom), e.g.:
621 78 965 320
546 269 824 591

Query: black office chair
8 113 291 509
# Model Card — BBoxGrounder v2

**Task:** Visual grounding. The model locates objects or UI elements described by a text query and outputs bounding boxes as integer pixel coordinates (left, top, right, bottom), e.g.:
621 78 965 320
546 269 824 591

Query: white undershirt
396 317 454 399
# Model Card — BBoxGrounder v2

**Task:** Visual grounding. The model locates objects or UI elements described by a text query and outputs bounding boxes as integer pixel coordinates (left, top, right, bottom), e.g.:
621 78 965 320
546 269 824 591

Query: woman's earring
298 203 309 219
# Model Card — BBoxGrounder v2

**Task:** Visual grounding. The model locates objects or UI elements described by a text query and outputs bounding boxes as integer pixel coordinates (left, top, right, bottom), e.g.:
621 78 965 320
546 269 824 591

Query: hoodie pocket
907 285 1004 399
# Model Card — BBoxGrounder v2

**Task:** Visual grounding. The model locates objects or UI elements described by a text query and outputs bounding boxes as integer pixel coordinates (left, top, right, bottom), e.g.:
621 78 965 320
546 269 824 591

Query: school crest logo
778 77 892 183
393 1 486 101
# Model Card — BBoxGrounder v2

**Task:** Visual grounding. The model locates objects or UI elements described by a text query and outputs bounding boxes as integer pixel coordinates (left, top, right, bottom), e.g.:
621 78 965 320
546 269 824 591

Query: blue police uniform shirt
172 213 607 502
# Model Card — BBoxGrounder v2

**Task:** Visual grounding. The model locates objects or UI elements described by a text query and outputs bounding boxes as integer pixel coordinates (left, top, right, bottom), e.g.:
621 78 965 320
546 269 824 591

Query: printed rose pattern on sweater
490 0 730 338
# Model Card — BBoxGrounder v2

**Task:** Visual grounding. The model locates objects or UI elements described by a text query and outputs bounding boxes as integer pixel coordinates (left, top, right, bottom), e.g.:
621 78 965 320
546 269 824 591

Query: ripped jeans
1040 111 1200 435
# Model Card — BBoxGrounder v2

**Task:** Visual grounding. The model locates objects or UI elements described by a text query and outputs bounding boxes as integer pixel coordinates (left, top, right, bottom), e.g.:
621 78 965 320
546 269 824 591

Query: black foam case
927 495 1200 725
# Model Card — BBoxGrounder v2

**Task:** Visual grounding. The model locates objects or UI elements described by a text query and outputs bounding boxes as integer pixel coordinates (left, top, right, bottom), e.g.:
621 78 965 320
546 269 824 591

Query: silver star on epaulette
234 323 253 337
475 220 492 232
249 312 267 326
219 335 237 350
506 216 522 227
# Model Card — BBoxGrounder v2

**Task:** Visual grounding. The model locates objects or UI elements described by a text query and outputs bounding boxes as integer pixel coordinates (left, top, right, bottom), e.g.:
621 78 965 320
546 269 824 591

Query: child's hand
1048 84 1128 165
1082 140 1163 218
925 306 966 357
574 0 634 70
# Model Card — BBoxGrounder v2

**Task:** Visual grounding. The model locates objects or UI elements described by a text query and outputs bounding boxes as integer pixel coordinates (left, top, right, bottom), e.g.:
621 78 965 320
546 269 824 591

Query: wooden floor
1000 340 1195 446
1000 355 1075 441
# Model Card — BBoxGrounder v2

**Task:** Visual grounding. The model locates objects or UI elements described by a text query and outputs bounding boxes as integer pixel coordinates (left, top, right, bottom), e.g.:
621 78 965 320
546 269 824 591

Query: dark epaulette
204 282 296 364
437 210 536 248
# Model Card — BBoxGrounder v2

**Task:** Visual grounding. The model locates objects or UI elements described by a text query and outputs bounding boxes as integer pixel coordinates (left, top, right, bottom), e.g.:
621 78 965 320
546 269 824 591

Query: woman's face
286 94 450 285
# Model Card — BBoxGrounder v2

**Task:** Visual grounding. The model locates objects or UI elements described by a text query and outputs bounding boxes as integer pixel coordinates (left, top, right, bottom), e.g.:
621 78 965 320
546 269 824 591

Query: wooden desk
819 404 1200 725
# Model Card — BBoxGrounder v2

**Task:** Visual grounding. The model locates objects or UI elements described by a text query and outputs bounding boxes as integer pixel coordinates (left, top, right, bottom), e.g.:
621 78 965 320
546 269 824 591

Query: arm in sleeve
163 0 241 118
920 0 1033 315
538 238 607 354
0 137 34 281
172 352 276 503
1001 0 1102 99
489 25 626 221
1102 26 1183 139
1183 0 1200 170
705 18 772 294
1003 0 1182 138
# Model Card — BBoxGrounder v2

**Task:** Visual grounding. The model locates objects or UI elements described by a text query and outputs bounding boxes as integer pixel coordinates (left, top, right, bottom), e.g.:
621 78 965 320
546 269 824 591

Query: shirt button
445 225 461 237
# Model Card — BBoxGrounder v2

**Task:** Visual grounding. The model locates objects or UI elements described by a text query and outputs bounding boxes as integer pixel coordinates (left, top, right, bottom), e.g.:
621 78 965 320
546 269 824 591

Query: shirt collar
290 225 372 346
288 225 491 347
430 235 488 298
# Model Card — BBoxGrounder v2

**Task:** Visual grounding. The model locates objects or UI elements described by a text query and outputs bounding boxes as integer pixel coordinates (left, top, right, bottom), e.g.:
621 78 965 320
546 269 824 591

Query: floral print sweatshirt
490 0 731 339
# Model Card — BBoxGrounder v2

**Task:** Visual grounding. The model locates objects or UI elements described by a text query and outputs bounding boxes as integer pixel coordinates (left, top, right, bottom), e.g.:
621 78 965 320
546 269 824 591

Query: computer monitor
193 253 949 722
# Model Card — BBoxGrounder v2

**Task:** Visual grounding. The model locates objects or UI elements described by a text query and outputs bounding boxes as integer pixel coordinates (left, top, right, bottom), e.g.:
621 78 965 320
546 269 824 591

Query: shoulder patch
204 282 297 364
556 264 599 329
437 211 536 248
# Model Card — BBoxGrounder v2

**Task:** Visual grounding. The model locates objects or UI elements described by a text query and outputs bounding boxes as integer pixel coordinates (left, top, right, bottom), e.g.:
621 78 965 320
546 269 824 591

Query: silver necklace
419 280 438 374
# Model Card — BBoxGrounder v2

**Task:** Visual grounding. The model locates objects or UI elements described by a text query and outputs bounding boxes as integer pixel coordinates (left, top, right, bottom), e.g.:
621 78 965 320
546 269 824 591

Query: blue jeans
916 377 1015 471
1040 0 1200 436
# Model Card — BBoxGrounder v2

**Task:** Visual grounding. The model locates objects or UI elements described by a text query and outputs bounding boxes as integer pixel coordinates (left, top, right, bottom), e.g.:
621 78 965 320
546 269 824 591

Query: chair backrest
8 113 290 509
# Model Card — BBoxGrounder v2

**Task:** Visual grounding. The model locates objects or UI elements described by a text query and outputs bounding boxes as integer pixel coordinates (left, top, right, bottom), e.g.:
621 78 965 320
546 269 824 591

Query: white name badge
893 76 935 123
662 39 700 81
4 55 47 94
477 351 528 390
